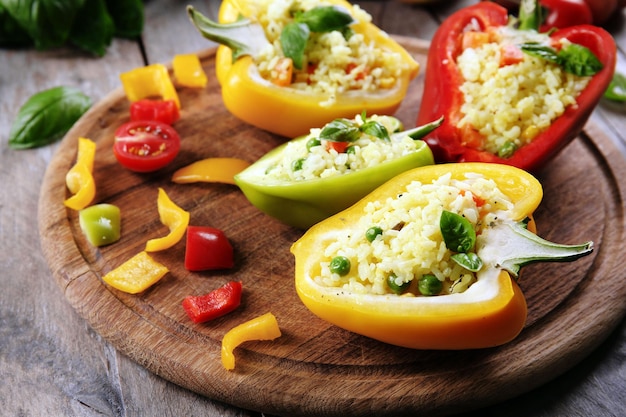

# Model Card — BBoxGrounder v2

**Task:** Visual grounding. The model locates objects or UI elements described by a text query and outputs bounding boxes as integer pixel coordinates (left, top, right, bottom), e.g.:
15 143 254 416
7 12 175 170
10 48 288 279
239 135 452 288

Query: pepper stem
187 6 270 61
477 220 593 277
518 0 542 31
395 116 444 141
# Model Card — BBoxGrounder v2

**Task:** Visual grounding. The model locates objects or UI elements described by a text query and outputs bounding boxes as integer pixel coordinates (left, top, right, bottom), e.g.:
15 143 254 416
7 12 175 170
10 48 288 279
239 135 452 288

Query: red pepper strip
416 2 616 173
182 281 242 324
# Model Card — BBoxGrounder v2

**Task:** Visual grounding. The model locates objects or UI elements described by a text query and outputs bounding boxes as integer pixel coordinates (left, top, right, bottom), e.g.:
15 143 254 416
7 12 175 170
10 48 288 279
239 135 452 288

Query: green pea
387 273 410 294
306 137 321 151
291 158 305 171
418 274 443 296
365 226 383 242
497 140 517 159
329 256 350 276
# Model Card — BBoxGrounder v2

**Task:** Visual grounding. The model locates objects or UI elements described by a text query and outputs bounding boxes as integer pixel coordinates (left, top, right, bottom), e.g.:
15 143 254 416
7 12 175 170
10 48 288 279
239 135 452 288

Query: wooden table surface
1 1 625 416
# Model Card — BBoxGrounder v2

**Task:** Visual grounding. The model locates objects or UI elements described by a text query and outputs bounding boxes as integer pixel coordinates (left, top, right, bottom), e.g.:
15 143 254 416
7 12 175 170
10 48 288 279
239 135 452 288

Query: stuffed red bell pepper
416 0 616 172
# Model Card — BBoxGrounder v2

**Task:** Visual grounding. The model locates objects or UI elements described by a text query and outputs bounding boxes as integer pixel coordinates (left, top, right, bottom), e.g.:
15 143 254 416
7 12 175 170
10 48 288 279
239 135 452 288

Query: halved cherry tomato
130 99 180 125
184 226 234 271
113 120 181 172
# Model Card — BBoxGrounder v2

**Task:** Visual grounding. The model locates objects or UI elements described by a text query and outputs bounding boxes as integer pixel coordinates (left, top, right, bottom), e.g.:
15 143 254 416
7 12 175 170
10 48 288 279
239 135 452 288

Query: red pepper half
184 226 235 271
182 281 242 324
416 2 616 172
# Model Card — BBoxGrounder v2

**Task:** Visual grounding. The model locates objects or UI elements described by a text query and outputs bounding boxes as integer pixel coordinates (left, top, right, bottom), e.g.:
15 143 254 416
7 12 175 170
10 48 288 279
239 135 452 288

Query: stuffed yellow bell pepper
187 0 419 138
291 163 593 350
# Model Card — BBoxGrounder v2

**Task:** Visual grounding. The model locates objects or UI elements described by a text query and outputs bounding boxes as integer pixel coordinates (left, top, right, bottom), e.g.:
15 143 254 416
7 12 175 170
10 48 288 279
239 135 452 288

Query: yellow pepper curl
145 188 190 252
221 312 281 371
64 137 96 210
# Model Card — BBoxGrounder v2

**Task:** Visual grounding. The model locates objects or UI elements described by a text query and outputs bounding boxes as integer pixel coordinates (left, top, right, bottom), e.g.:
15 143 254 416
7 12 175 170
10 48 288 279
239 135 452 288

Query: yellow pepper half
120 63 180 108
188 0 419 138
171 157 250 184
172 54 208 88
64 137 96 210
145 188 190 252
291 163 593 350
221 312 281 371
102 251 169 294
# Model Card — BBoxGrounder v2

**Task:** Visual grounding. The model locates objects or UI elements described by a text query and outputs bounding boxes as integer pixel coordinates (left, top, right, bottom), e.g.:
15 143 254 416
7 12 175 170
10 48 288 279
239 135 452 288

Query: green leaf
520 42 559 63
604 73 626 102
440 210 476 253
557 43 603 76
451 252 483 272
8 86 92 149
2 0 85 50
69 0 115 56
360 120 390 141
0 4 32 47
280 22 309 70
295 6 354 33
105 0 144 38
319 118 360 143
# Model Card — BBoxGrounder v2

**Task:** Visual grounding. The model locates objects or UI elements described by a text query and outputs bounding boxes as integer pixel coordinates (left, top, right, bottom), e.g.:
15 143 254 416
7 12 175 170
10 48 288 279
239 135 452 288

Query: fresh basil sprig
280 6 355 69
520 42 603 76
440 210 484 272
8 86 92 149
319 118 360 143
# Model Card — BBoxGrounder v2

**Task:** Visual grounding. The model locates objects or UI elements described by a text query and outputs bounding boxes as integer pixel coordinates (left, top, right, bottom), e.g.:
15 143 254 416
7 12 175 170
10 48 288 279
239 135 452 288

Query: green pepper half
234 116 440 229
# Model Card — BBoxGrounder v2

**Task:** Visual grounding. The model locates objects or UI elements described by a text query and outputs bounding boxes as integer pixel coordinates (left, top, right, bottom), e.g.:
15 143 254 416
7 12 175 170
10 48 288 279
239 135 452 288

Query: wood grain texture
37 38 626 417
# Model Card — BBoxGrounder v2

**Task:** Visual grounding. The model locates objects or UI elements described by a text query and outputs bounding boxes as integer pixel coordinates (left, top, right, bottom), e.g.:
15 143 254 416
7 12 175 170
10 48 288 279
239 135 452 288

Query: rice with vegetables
314 172 514 296
263 114 418 181
456 25 591 156
252 0 411 104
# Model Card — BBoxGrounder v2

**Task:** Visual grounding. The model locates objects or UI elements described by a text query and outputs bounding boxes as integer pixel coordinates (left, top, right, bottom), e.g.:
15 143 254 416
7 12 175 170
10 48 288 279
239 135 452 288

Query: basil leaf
557 43 603 76
360 120 390 141
451 252 483 272
440 210 476 253
69 0 114 56
320 118 360 142
3 0 85 50
0 4 32 47
521 42 603 77
105 0 144 38
520 43 559 63
604 73 626 102
280 22 309 70
8 86 92 149
295 6 354 33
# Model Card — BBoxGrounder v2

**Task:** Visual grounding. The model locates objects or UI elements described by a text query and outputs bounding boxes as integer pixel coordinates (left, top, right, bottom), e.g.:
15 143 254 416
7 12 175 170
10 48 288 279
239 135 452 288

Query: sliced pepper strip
145 188 190 252
172 157 250 184
120 63 181 109
173 53 208 88
221 312 281 371
182 281 242 323
416 2 616 172
188 0 419 138
102 251 169 294
291 163 593 349
64 137 96 210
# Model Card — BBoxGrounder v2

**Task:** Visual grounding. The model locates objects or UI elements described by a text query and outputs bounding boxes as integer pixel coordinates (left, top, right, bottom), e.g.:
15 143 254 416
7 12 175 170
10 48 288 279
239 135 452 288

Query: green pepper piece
79 204 121 247
234 117 439 229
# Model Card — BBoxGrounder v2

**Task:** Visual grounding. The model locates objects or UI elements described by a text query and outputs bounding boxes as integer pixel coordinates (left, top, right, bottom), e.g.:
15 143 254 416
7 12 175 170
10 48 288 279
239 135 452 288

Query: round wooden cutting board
38 37 626 417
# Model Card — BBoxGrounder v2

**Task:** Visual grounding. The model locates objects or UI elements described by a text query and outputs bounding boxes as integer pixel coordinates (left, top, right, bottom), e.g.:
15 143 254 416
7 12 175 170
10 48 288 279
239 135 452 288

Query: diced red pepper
182 281 243 324
130 99 180 125
500 44 525 66
184 226 234 271
325 141 350 153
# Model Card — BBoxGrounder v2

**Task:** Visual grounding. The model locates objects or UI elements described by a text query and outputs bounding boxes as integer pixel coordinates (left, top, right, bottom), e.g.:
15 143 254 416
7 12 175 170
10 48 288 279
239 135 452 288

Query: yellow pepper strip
221 312 281 371
64 137 96 210
102 251 169 294
171 157 250 184
172 54 208 88
145 188 190 252
120 63 180 109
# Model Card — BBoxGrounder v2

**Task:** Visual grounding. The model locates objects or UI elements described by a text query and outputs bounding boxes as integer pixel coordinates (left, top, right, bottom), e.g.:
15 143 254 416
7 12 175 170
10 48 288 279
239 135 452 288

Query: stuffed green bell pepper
234 113 440 229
